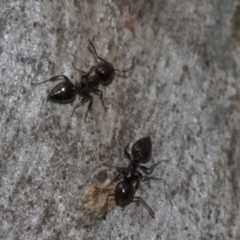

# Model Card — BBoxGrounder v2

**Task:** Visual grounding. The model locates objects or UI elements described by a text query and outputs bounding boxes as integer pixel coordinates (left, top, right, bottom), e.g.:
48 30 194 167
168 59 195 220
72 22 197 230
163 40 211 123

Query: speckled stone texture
1 1 240 239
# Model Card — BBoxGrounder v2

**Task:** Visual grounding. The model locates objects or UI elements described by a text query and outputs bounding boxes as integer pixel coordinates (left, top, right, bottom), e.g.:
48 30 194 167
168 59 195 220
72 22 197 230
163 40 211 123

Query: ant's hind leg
133 197 155 218
91 88 106 111
32 75 71 85
139 159 169 175
71 94 92 121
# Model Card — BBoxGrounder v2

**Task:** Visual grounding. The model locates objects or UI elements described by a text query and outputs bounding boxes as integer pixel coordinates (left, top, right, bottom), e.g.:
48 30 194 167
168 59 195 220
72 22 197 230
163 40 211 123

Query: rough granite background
1 0 240 240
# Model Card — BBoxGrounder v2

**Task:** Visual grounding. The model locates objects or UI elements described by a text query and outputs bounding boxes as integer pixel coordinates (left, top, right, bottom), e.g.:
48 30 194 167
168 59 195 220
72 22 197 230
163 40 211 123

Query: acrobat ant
99 136 168 218
32 39 134 121
104 136 168 188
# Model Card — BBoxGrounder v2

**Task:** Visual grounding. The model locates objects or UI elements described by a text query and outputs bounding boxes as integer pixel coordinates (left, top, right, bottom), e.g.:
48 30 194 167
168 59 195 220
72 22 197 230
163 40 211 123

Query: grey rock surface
1 0 240 239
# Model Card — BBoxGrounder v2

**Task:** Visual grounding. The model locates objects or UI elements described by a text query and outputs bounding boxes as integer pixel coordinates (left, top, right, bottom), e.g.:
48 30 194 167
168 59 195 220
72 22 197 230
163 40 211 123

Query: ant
32 39 134 121
99 136 168 218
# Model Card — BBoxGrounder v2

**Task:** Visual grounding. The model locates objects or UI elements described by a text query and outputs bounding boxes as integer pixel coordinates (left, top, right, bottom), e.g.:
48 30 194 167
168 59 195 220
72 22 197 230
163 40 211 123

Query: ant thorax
79 73 99 91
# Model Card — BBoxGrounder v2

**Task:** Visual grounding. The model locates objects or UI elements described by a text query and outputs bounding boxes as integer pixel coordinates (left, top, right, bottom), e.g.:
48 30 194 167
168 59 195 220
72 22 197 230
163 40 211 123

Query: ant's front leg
102 163 125 173
32 75 72 85
102 163 127 185
108 173 122 186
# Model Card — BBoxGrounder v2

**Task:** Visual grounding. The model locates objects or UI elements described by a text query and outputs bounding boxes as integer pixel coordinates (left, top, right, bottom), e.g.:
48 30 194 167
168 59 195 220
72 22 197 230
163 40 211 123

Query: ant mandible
99 136 168 218
32 39 134 121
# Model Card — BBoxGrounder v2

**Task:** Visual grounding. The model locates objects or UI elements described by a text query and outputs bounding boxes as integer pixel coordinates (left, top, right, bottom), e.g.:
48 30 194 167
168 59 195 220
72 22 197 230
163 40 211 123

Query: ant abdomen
132 136 152 164
48 81 77 104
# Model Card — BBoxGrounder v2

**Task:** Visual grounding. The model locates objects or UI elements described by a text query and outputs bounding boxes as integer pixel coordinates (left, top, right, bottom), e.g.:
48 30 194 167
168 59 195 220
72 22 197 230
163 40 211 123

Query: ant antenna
88 39 108 64
72 63 87 75
31 75 70 85
114 56 135 73
88 39 135 73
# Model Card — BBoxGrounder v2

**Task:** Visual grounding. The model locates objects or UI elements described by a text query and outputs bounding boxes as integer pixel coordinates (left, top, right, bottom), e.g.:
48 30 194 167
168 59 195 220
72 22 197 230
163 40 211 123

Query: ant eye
95 62 115 85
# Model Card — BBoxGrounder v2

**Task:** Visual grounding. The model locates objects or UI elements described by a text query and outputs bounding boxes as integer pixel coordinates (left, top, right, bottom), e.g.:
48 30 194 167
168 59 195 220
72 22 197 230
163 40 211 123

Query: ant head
132 136 152 164
115 181 135 207
95 62 115 86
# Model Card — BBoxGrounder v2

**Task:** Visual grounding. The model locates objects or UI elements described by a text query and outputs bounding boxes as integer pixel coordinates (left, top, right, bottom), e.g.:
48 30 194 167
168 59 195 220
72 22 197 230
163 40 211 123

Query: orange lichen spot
83 184 115 212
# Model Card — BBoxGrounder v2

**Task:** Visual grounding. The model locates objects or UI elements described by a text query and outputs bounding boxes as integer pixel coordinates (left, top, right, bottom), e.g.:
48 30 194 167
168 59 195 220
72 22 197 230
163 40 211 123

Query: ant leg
84 96 93 122
124 141 132 161
31 75 71 85
114 57 135 73
91 88 106 111
123 132 133 161
139 163 159 175
71 94 92 121
98 194 115 217
72 63 87 75
108 173 122 185
134 171 161 183
134 177 140 191
133 197 155 218
139 176 162 181
139 159 169 175
88 39 134 73
102 163 123 171
88 39 109 64
102 163 126 184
